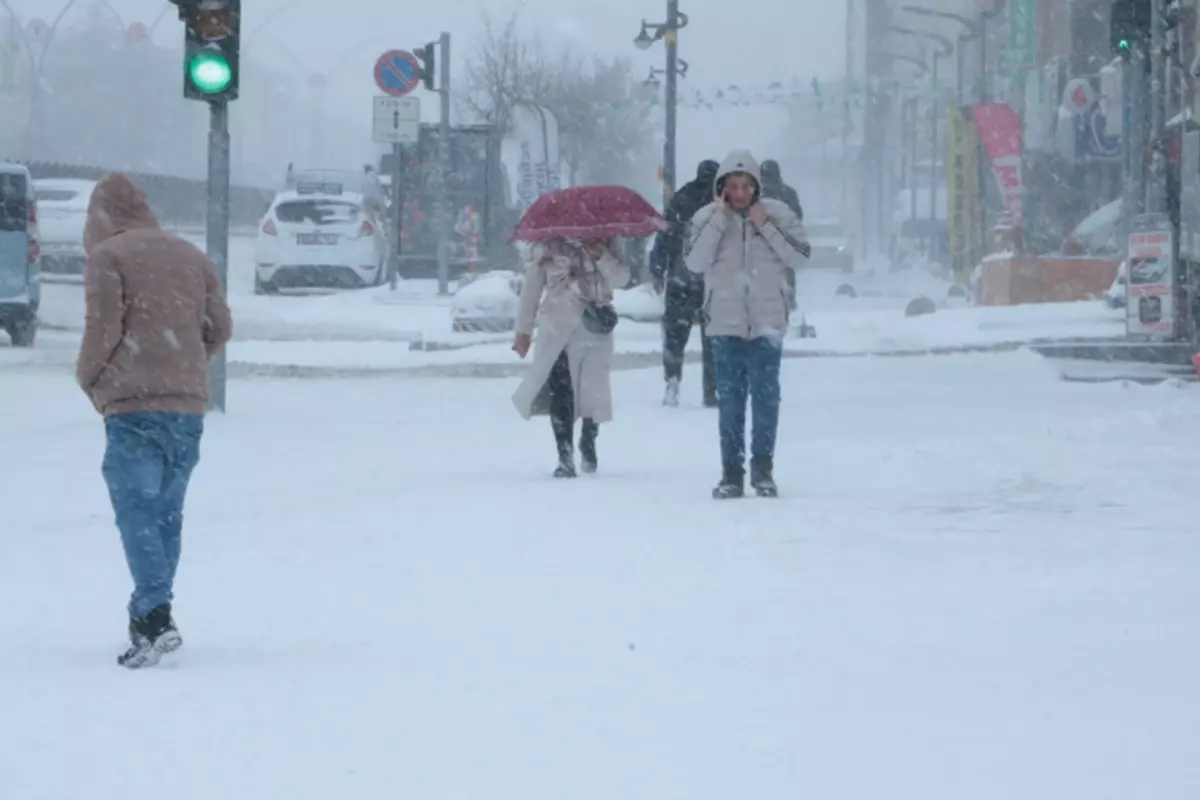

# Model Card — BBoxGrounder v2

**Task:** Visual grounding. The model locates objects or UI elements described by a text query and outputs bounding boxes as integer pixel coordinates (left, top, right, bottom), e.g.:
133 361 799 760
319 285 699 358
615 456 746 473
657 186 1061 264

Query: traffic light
178 0 241 102
416 43 436 91
1110 0 1150 58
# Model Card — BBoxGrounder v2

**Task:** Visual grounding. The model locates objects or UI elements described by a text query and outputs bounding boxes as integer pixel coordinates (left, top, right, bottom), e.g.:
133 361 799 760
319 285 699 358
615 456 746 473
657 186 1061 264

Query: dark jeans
710 336 783 471
662 280 716 399
102 412 203 620
547 351 597 457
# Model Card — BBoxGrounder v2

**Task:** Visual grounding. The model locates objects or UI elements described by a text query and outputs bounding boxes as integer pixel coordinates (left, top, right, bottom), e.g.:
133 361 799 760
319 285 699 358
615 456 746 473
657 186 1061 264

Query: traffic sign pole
389 144 404 290
372 50 422 290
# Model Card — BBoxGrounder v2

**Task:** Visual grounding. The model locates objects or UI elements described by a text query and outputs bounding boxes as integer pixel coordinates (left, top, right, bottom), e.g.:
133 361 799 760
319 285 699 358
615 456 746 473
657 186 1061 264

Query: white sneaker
663 377 680 407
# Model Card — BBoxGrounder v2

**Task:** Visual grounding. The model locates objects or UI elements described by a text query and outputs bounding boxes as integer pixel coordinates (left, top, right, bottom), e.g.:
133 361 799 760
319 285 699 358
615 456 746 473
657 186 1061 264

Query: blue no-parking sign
374 50 421 97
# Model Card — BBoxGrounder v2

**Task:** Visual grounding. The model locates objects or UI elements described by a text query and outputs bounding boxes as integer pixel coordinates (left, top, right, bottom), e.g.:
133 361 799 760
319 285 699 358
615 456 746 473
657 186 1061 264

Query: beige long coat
511 242 631 422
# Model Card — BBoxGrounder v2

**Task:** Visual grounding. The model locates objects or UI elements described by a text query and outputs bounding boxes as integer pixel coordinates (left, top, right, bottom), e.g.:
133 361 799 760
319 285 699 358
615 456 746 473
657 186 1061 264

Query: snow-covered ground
2 351 1199 799
22 258 1127 375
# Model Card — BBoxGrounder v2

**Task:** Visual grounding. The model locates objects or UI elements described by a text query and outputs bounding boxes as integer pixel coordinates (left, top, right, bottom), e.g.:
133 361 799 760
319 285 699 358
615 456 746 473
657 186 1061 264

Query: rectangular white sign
373 96 420 145
1126 227 1175 338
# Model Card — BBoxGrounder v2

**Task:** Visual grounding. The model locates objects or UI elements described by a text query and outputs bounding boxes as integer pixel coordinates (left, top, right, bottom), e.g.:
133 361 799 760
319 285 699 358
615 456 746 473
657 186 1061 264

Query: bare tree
463 14 655 188
461 14 552 139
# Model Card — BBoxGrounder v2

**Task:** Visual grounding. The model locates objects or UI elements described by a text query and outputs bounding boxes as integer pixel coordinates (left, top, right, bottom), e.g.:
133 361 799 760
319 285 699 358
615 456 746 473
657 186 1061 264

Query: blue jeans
102 412 203 620
710 336 783 471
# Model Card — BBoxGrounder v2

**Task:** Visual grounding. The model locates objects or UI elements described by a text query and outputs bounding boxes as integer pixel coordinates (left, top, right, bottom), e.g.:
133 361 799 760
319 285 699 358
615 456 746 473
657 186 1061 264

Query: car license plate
297 233 338 245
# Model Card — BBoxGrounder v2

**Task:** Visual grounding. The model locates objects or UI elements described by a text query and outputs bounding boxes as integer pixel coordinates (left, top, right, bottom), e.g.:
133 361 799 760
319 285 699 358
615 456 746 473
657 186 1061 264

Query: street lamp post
888 26 953 260
634 1 689 208
901 4 1000 265
1 0 130 159
875 52 930 234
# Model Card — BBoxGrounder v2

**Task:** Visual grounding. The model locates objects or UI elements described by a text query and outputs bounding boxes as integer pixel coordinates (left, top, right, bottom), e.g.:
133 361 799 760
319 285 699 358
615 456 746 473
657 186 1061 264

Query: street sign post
374 49 422 97
373 95 419 290
373 95 420 144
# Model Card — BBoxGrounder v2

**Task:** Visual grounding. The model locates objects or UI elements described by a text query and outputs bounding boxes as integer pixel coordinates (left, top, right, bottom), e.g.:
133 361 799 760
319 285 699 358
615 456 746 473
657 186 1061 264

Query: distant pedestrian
685 151 809 499
649 159 720 407
512 238 630 477
760 160 804 310
76 173 233 669
760 159 803 220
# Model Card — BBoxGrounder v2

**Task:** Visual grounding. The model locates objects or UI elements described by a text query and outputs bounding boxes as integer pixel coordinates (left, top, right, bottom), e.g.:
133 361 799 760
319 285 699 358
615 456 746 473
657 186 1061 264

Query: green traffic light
188 51 232 94
1118 39 1130 50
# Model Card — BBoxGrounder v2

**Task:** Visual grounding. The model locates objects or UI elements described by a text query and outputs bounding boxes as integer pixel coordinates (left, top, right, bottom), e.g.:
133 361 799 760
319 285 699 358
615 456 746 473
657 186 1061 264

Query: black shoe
712 468 745 499
118 604 178 669
703 394 719 408
579 421 598 474
751 457 778 498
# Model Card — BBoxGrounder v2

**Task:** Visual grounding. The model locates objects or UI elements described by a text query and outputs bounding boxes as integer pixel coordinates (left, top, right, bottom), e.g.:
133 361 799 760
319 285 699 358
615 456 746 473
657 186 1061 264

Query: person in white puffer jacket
685 150 810 499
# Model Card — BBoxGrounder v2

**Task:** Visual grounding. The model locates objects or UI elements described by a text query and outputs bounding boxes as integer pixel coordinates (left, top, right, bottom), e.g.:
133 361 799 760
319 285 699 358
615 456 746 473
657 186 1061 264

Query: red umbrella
511 185 667 242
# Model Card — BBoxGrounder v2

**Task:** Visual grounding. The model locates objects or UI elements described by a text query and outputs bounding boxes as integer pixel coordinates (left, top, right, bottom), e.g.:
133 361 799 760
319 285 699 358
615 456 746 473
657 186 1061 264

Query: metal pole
663 0 679 206
1130 50 1147 218
206 100 230 413
389 142 403 290
436 31 451 295
1148 0 1167 215
910 96 918 225
1121 57 1136 244
929 55 939 257
979 17 988 104
956 42 964 107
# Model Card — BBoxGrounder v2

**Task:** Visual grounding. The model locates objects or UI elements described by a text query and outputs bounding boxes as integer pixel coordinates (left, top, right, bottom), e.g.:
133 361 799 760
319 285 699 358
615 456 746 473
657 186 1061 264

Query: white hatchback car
254 182 388 294
32 178 95 279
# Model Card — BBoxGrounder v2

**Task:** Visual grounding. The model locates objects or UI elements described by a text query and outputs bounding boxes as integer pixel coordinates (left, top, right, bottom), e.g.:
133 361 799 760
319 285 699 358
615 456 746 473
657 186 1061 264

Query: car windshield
36 189 81 203
275 199 360 226
1 173 28 232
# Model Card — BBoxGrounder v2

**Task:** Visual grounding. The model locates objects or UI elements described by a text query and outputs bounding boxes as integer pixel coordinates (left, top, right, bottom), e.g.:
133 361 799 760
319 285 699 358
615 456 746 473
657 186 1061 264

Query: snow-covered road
2 352 1198 799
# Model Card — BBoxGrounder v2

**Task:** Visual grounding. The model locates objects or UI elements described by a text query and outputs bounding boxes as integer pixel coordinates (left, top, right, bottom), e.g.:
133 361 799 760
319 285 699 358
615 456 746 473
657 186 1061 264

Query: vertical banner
1008 0 1037 89
1127 214 1176 338
972 103 1025 225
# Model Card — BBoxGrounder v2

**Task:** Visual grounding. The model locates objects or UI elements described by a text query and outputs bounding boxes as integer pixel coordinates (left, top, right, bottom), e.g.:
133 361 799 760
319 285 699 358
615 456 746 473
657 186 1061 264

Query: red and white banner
972 103 1024 223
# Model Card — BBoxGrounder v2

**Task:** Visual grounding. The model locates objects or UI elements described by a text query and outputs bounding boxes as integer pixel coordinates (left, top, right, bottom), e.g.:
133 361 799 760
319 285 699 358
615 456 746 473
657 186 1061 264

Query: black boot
712 467 745 499
118 604 177 669
554 435 576 478
750 457 778 498
579 419 599 474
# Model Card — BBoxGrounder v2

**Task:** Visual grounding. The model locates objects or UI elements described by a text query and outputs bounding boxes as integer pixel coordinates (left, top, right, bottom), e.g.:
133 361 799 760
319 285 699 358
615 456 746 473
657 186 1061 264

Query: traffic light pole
436 32 452 296
206 99 230 413
1148 0 1168 215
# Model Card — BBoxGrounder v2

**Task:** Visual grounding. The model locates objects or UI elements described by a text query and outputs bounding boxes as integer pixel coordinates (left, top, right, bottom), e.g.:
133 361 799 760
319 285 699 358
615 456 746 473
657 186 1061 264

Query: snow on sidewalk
1 351 1198 799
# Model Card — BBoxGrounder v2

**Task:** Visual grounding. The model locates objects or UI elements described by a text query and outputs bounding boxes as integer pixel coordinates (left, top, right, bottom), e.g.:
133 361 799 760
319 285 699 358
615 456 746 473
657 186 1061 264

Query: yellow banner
946 107 979 281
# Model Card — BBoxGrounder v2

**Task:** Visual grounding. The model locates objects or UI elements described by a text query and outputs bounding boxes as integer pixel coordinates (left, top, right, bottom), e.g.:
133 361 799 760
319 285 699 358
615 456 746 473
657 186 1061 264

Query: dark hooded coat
760 160 803 221
649 160 720 285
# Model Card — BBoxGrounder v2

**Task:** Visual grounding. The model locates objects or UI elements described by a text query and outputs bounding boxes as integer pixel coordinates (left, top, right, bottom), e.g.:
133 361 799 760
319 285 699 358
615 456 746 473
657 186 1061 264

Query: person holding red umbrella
508 185 662 478
511 238 631 477
685 150 810 499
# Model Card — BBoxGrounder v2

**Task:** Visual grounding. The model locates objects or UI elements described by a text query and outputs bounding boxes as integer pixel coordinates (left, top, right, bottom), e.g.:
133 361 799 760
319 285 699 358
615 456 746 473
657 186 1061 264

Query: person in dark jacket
760 160 804 310
649 159 720 407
